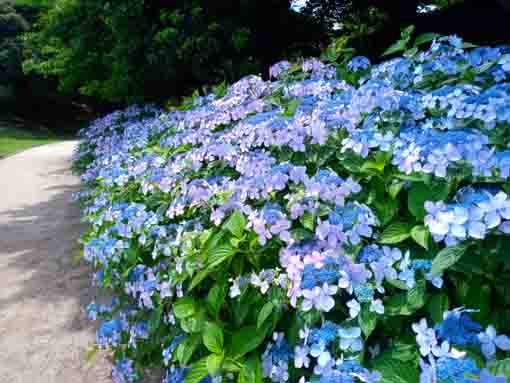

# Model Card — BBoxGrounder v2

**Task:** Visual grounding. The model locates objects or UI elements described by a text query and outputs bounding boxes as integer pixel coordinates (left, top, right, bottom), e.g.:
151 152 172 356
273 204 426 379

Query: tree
300 0 510 58
23 0 324 104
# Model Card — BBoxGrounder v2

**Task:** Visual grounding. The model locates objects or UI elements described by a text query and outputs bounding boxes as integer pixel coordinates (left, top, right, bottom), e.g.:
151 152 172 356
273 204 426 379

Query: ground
0 141 113 383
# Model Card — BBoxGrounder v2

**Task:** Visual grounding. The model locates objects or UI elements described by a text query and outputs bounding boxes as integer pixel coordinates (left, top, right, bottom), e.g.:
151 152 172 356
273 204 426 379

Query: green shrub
75 36 510 383
22 0 324 104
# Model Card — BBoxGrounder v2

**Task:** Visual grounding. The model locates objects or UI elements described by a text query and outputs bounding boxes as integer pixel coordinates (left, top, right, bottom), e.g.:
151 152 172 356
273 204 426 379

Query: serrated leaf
388 180 405 199
462 42 479 49
431 243 470 276
203 322 224 354
238 354 263 383
174 297 196 319
476 61 495 74
401 25 415 38
386 340 419 363
185 358 209 383
190 269 211 290
427 293 449 323
359 308 377 338
371 357 419 383
230 325 268 357
207 283 228 319
411 225 429 249
175 335 201 365
387 278 410 290
385 279 427 316
291 228 314 241
207 353 224 375
373 197 399 226
149 305 163 332
382 40 407 57
488 358 510 378
404 47 418 57
379 222 412 244
407 279 427 309
257 302 274 329
224 210 246 238
300 211 315 231
413 32 440 47
361 159 385 173
408 182 449 220
385 293 413 316
207 244 235 269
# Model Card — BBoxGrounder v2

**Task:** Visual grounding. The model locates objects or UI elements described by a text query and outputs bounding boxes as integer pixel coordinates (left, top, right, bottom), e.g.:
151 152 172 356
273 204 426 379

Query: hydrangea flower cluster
413 309 510 383
424 186 510 245
75 35 510 383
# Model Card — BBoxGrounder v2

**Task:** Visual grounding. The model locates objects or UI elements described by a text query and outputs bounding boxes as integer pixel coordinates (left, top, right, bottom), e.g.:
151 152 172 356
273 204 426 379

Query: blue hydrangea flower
435 309 482 346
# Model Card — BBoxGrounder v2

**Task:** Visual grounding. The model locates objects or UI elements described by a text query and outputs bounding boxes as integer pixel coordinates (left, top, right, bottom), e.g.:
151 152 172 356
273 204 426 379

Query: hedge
75 36 510 383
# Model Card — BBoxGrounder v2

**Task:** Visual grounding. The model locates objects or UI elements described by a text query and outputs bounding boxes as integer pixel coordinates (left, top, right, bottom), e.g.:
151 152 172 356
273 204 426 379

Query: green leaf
371 357 419 383
149 305 163 332
488 358 510 378
385 279 427 316
208 243 236 269
203 322 224 354
281 98 301 117
185 358 209 383
175 335 201 365
427 292 449 323
207 283 228 319
386 278 410 290
238 354 263 383
462 41 479 49
385 340 419 363
190 269 211 290
406 279 427 309
431 243 470 276
359 307 377 338
385 293 413 316
257 302 274 329
291 228 314 242
382 40 407 57
300 211 315 231
404 47 419 57
401 25 415 38
224 210 247 238
191 243 236 289
469 283 491 323
407 182 449 220
230 325 268 357
361 160 385 173
413 32 440 47
174 297 196 319
388 180 405 199
411 225 429 249
207 353 224 375
373 197 399 226
379 222 412 244
476 61 495 74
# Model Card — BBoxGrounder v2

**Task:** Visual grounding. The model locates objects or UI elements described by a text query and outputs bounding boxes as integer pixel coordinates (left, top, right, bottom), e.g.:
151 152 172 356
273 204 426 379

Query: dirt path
0 141 112 383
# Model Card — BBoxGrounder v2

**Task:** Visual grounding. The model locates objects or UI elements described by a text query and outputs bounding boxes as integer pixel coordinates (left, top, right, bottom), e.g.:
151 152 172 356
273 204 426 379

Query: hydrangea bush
75 36 510 383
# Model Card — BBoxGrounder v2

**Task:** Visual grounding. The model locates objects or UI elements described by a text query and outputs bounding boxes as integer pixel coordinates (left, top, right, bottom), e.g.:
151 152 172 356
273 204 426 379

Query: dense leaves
76 36 510 383
23 0 323 103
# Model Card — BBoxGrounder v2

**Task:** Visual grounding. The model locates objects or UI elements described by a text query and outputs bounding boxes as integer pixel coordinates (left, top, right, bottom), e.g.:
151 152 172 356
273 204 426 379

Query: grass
0 126 59 158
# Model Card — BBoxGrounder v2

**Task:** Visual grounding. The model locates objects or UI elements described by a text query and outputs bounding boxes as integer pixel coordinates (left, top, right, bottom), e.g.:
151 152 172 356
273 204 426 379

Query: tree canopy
23 0 324 104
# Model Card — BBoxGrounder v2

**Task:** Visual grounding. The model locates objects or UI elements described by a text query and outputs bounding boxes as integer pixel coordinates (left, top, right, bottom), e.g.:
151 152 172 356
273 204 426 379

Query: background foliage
22 0 324 104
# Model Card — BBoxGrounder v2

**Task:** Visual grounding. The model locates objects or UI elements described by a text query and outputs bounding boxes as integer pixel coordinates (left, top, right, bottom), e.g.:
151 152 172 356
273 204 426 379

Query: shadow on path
0 148 113 383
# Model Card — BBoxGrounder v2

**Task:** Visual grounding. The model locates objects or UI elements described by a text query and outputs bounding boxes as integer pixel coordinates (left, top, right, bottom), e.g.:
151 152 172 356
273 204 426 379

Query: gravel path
0 141 112 383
